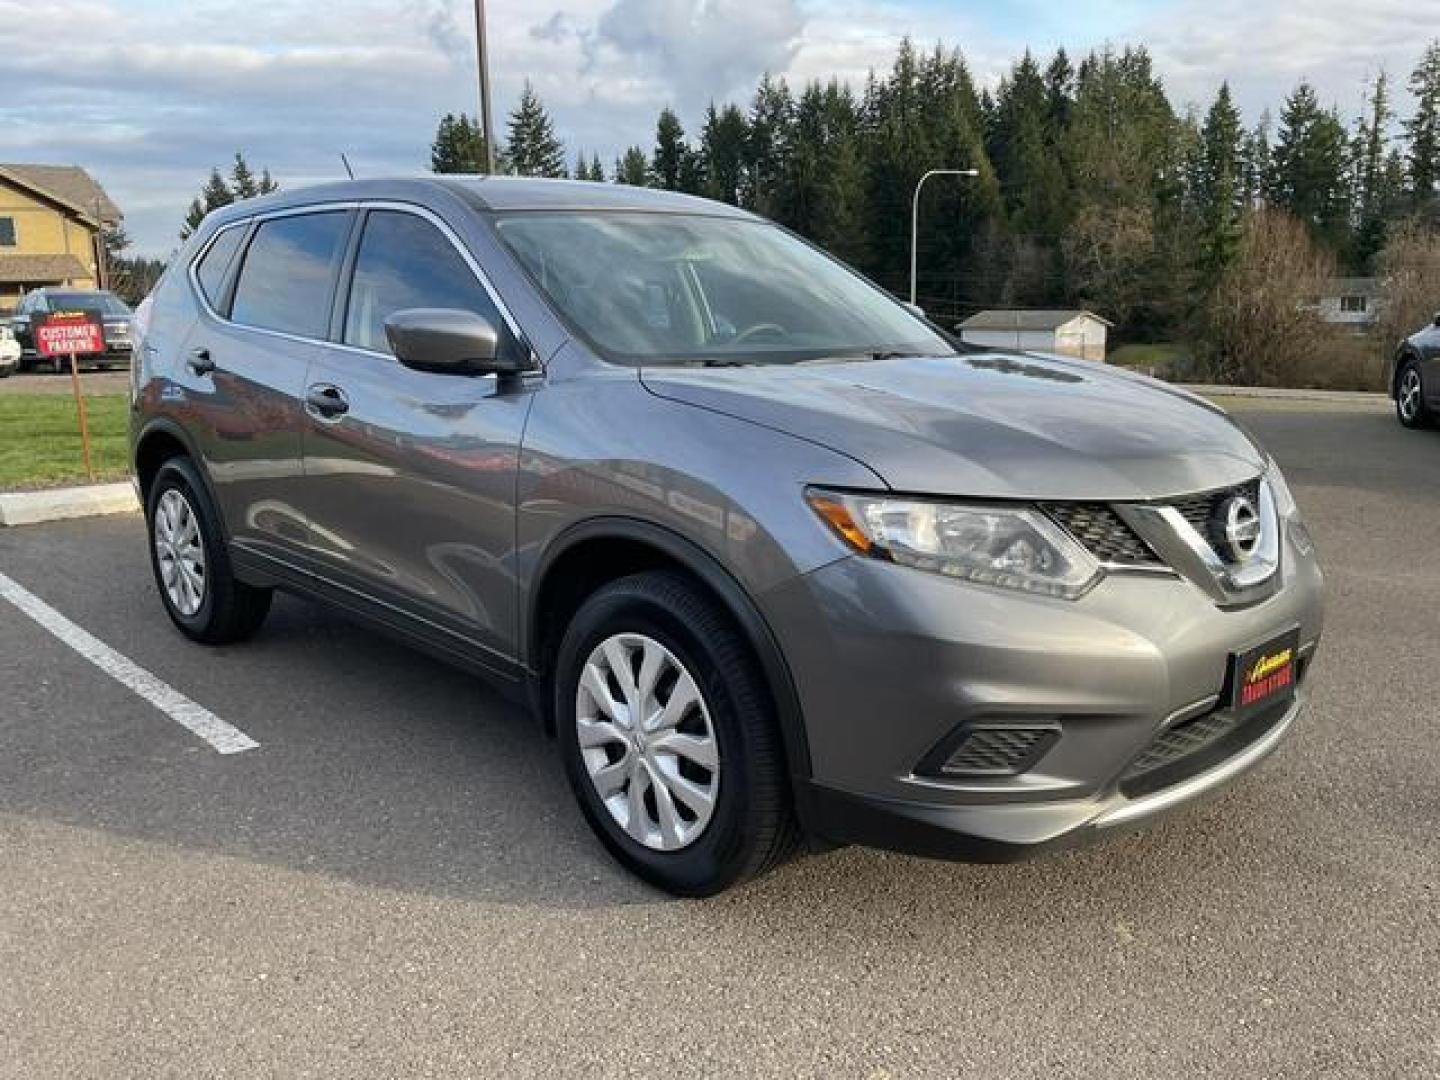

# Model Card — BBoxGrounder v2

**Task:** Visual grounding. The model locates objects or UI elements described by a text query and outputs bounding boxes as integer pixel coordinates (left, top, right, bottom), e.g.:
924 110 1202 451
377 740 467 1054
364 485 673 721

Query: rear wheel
1397 360 1432 429
146 457 272 644
554 571 798 896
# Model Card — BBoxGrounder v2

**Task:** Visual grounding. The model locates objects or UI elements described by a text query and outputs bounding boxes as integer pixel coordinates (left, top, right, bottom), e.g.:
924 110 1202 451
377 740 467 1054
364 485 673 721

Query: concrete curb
1179 383 1388 404
0 482 140 527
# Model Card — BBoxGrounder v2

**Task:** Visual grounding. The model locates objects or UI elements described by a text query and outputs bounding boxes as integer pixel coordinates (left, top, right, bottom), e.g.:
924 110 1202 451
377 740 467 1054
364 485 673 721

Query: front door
296 207 535 665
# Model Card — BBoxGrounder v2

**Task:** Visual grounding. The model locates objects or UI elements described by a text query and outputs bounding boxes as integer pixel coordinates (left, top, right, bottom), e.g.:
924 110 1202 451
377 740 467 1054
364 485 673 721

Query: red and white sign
35 310 105 358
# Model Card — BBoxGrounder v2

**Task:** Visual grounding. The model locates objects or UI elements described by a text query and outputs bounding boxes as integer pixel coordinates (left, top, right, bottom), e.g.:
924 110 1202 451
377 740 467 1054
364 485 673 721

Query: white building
1317 278 1380 330
958 309 1112 360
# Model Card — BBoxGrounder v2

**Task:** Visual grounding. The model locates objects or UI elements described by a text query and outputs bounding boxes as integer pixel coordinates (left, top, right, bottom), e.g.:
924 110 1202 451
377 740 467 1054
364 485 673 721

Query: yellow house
0 164 122 312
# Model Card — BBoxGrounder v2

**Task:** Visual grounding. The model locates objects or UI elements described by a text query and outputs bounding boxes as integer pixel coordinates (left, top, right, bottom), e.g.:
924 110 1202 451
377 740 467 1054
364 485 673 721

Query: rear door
182 208 354 564
295 205 536 665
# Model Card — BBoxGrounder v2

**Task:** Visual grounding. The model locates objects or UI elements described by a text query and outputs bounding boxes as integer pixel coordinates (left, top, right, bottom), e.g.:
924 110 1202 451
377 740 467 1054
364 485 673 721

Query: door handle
186 347 216 375
305 384 350 419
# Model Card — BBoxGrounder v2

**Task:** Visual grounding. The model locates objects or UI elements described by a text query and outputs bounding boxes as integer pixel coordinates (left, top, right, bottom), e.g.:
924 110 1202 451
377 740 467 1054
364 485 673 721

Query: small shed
958 309 1112 360
1317 277 1381 329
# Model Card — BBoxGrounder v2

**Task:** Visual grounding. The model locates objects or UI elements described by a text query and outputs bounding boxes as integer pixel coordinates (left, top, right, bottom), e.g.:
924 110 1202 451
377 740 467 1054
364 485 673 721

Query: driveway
1 398 1436 1078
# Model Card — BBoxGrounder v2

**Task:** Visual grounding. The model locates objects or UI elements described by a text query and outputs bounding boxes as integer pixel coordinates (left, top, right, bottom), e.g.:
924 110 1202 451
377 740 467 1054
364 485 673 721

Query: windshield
47 292 131 318
493 212 954 365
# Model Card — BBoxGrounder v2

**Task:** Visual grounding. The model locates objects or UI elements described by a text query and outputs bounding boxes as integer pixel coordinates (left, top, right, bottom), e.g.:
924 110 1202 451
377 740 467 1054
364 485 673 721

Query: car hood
639 352 1266 501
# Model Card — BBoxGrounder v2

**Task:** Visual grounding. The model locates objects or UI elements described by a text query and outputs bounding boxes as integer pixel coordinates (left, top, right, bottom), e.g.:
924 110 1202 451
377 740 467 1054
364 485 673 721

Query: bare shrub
1376 218 1440 370
1198 208 1340 386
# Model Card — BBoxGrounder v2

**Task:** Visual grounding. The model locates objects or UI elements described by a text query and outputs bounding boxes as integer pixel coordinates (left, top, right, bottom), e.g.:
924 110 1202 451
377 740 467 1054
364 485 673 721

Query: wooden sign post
34 310 106 482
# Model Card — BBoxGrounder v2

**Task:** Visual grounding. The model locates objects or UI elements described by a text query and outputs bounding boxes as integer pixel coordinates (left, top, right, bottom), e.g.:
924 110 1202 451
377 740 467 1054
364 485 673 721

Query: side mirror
383 308 523 376
1433 311 1440 328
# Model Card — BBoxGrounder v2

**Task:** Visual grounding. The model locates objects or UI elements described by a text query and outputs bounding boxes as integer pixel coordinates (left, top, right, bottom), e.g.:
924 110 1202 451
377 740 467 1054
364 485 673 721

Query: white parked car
0 324 20 377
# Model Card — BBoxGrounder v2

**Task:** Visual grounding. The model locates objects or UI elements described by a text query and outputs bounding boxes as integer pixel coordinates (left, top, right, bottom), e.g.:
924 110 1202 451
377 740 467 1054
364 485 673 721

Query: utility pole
910 168 979 306
474 0 496 173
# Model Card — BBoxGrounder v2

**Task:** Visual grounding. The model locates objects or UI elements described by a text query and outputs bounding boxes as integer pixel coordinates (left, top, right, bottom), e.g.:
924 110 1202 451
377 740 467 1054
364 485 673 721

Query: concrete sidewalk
1180 383 1388 405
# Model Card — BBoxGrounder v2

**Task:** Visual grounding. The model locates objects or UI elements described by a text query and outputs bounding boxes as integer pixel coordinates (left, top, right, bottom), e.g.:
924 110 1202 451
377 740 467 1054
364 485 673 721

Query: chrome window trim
186 199 536 367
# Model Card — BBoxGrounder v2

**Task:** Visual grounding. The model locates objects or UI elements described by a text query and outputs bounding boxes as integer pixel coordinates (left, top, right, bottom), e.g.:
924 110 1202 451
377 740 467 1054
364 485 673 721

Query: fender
132 416 232 542
526 515 814 782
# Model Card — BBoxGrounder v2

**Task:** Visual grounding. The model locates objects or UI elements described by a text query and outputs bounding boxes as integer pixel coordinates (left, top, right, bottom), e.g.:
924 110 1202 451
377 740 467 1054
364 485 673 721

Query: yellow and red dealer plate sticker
1229 628 1300 717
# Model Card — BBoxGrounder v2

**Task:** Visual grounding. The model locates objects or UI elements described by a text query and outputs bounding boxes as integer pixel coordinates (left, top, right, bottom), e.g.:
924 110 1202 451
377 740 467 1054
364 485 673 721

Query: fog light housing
916 722 1062 779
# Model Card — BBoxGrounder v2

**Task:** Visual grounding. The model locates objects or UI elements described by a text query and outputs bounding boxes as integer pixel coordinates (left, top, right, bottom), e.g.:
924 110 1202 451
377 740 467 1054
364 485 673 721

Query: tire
0 363 12 379
1396 359 1432 429
146 457 272 644
554 571 799 896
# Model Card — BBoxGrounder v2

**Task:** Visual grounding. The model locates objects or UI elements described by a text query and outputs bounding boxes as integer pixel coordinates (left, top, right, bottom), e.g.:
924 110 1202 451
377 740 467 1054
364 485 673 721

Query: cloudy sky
5 0 1434 256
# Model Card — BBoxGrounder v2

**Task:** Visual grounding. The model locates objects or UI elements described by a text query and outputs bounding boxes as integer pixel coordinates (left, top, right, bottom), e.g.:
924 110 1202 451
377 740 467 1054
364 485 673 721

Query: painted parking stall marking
0 570 259 755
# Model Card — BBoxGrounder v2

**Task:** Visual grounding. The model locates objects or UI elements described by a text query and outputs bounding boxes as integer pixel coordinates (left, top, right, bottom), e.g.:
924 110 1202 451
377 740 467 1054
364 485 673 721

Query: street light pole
473 0 496 173
910 168 979 306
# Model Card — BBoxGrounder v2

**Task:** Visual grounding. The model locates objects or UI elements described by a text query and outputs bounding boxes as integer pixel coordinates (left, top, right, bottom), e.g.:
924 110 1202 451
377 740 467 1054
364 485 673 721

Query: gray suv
131 178 1324 895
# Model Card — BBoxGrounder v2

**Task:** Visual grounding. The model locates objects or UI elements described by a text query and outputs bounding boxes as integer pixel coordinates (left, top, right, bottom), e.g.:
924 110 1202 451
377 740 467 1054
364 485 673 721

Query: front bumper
763 521 1323 860
797 692 1304 861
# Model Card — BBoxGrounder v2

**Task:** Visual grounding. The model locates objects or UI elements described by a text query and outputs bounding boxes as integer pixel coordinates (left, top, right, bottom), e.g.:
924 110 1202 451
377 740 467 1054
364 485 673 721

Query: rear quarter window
193 227 245 309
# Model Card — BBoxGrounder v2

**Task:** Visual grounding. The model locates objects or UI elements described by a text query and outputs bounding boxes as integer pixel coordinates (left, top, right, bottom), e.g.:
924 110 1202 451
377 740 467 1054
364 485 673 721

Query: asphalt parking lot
1 398 1437 1078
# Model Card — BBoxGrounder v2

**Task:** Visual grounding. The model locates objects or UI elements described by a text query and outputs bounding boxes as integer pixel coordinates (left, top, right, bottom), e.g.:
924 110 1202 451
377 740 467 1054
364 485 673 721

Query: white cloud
1138 0 1435 121
1 0 1434 256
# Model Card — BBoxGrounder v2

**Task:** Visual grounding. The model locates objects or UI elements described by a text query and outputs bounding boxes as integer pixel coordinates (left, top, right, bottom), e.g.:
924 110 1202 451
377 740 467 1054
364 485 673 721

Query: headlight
807 489 1103 600
1265 459 1312 555
1265 458 1298 518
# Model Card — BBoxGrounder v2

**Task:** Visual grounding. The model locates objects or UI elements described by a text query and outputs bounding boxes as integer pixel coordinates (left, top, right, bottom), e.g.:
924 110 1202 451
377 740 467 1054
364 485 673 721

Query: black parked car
10 287 136 372
1390 311 1440 429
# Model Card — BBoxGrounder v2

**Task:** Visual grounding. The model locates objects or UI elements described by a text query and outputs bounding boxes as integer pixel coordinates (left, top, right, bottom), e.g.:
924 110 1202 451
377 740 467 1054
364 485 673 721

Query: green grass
0 394 131 490
1107 342 1190 370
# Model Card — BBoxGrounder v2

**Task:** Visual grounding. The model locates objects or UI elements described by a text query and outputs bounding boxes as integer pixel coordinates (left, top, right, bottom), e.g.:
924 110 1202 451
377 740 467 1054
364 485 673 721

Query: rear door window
231 212 349 338
341 210 504 354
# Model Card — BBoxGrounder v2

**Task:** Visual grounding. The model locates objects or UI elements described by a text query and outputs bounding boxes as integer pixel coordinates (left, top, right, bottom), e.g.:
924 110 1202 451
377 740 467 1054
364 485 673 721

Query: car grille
1168 479 1261 558
1045 477 1263 571
1043 504 1159 565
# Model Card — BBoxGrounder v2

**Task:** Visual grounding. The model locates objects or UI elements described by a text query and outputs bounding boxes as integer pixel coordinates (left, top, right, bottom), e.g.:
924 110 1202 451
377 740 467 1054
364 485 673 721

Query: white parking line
0 570 259 755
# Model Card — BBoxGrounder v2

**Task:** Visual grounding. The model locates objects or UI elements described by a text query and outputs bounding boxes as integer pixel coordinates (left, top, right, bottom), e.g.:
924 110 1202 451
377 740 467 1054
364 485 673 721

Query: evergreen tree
1352 72 1395 270
744 74 794 216
700 103 749 205
180 167 234 240
431 112 491 173
1197 83 1245 280
1241 112 1273 208
614 146 650 186
1268 81 1352 251
652 108 689 191
1406 41 1440 215
778 80 868 266
1044 49 1074 133
230 152 260 198
506 82 567 178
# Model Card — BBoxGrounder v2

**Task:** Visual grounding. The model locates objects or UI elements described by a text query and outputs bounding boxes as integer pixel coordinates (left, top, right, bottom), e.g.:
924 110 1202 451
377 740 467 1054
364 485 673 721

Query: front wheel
1396 360 1432 429
554 571 798 896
